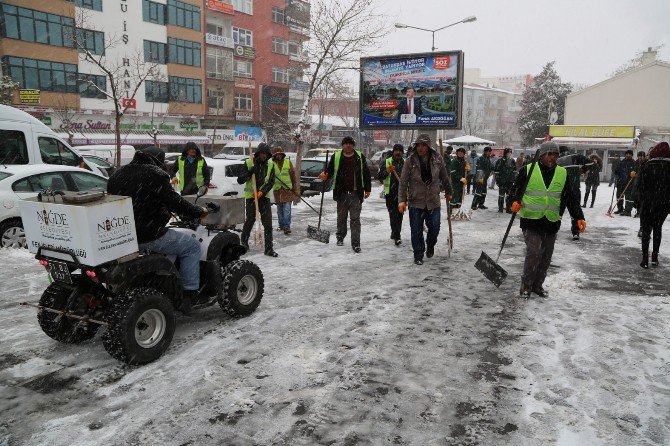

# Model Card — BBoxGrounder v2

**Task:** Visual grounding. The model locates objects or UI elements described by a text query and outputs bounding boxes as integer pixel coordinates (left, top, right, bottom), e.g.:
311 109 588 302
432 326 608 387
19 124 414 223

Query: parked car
0 165 108 248
206 158 245 197
82 154 115 177
213 140 264 160
303 148 339 159
0 105 107 177
298 158 332 194
72 144 136 166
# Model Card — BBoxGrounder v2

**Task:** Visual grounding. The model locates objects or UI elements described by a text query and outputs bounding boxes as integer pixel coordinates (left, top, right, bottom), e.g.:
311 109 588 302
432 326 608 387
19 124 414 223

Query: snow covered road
1 185 669 445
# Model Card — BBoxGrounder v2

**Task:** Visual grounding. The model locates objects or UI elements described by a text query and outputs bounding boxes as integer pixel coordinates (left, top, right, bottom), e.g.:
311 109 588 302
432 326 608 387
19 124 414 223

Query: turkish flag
122 98 136 109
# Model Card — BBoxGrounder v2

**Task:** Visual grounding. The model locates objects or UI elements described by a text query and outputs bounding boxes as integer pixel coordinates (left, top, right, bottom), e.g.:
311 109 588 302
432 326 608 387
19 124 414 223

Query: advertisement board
360 51 464 129
549 125 635 138
285 0 310 29
206 0 234 14
261 85 289 122
19 89 40 104
234 126 264 141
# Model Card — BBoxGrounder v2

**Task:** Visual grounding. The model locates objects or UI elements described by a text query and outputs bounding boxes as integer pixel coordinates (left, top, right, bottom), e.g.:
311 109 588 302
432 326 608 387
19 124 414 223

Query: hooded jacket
236 144 276 197
584 155 602 185
398 148 452 210
108 151 204 244
170 143 210 194
637 143 670 210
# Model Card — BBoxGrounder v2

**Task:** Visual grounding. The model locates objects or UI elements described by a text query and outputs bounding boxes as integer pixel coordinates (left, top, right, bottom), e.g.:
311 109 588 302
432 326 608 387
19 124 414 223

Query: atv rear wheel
102 287 175 365
219 260 264 317
37 282 99 344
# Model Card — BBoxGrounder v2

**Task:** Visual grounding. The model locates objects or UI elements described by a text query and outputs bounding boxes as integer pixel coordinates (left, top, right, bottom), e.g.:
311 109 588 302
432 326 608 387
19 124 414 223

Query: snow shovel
475 148 541 287
248 144 263 248
606 176 634 217
446 202 453 257
274 177 320 215
307 151 331 243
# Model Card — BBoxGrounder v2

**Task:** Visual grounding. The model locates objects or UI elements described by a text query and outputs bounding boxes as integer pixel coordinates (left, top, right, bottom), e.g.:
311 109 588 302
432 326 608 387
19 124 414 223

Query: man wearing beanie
398 134 452 265
320 136 372 253
471 146 494 210
509 141 585 298
377 143 405 245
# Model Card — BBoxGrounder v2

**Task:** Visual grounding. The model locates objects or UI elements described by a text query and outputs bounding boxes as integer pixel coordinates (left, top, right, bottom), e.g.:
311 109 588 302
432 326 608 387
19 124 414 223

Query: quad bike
24 188 263 365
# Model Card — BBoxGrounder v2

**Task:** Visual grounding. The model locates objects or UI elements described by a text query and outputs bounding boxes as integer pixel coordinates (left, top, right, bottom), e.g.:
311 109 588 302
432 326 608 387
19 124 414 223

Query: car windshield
0 172 13 181
0 130 29 165
84 156 112 167
301 160 325 175
222 147 245 155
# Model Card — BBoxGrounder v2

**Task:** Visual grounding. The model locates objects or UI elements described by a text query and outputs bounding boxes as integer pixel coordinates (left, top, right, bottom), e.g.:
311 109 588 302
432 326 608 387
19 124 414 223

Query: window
38 137 80 166
2 56 78 93
167 0 201 31
272 37 288 55
0 4 74 48
68 171 107 191
79 73 106 99
169 76 202 103
206 22 228 37
233 0 253 14
0 130 29 165
76 28 105 56
289 98 303 115
145 80 168 103
232 27 252 46
207 89 225 109
234 93 252 110
0 172 12 181
168 38 201 67
142 0 165 25
206 48 233 80
272 7 285 24
144 40 167 64
272 67 289 84
74 0 103 11
288 41 301 57
13 172 70 192
233 59 252 78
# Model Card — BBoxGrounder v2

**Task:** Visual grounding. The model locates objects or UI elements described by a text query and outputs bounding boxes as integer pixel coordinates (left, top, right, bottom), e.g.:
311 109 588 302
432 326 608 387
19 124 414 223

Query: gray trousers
521 229 557 290
336 192 362 246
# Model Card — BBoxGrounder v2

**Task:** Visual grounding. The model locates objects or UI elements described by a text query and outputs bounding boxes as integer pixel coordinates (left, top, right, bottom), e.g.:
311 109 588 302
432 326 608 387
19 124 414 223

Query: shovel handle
275 176 320 215
317 151 330 229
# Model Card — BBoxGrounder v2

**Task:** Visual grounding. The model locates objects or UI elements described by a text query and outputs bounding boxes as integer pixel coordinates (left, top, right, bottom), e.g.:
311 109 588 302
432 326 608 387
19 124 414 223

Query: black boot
582 190 589 208
651 252 659 267
641 238 650 269
498 197 505 213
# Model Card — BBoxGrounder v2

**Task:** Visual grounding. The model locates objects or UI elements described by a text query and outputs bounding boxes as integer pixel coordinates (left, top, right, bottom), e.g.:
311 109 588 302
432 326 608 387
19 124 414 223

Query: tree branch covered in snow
609 45 666 78
0 76 19 105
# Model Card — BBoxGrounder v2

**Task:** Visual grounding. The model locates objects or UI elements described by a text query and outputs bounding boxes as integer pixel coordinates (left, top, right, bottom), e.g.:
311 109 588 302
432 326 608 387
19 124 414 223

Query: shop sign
19 89 40 104
261 85 289 122
234 45 256 60
285 0 310 29
290 80 309 92
206 33 234 48
234 78 255 90
206 0 234 14
205 129 236 142
236 111 254 121
234 125 264 141
549 125 635 138
38 116 52 126
180 120 199 131
120 123 176 131
60 120 112 131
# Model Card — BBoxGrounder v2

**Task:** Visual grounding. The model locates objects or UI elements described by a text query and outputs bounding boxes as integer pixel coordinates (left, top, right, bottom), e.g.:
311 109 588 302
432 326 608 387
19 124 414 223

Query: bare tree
52 97 80 146
610 45 666 78
463 108 484 135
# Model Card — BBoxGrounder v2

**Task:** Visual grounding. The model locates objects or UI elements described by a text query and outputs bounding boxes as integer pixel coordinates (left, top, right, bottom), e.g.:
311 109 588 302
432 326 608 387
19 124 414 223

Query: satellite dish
549 111 559 125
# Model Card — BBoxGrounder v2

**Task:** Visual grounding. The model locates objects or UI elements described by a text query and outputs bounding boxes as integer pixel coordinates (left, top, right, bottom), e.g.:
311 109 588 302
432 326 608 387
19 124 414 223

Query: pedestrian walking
582 153 602 208
494 148 516 213
398 134 453 265
471 146 494 210
510 141 586 298
557 146 591 240
320 136 372 253
515 153 526 172
466 149 478 194
488 153 499 190
631 151 647 218
272 147 297 235
377 143 405 245
170 141 210 195
237 143 278 257
449 147 468 209
637 142 670 268
608 154 621 187
614 149 636 216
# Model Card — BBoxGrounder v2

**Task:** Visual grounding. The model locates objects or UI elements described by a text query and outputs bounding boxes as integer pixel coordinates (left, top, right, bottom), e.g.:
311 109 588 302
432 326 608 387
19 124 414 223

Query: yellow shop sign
549 125 635 138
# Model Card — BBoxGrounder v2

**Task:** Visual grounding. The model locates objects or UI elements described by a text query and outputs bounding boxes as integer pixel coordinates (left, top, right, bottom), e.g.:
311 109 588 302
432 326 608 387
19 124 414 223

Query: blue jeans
276 202 292 229
409 207 441 260
139 229 201 291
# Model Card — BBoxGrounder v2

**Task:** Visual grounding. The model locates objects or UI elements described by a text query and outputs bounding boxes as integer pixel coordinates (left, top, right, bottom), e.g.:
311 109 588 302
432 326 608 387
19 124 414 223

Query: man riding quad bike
32 147 263 365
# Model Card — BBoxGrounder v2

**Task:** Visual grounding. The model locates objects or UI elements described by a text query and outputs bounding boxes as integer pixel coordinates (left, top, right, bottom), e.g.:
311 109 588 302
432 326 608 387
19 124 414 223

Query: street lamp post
395 16 476 52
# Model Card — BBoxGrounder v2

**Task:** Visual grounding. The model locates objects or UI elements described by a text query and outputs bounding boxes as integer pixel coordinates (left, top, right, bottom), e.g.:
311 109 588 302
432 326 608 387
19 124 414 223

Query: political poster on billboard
360 51 464 129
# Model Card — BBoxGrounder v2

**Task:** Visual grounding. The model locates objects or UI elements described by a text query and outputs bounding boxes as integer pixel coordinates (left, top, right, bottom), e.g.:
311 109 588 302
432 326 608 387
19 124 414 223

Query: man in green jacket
471 146 494 210
377 144 405 245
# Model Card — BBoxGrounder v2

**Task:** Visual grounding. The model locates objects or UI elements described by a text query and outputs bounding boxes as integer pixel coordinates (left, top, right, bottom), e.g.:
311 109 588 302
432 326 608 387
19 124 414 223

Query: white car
0 165 107 248
205 158 245 197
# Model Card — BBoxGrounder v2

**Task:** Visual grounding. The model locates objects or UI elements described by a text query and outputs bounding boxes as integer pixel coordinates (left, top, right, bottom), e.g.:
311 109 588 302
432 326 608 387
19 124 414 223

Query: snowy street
1 184 669 446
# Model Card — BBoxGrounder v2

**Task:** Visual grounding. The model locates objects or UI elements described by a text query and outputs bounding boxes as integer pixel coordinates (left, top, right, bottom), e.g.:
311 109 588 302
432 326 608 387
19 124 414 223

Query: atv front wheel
219 260 264 317
102 287 175 365
37 282 99 344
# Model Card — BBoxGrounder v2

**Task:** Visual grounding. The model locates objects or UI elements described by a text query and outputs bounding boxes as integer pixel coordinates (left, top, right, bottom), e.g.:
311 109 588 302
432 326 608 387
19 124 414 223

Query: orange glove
319 172 328 181
171 177 179 185
460 178 467 185
364 191 371 199
445 194 452 202
398 202 407 214
465 164 471 171
630 171 637 178
478 179 484 185
387 165 395 173
577 219 586 233
256 191 263 199
511 201 522 213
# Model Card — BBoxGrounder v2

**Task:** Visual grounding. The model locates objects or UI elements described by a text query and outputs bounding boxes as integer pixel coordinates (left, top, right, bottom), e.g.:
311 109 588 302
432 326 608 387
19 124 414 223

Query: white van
214 140 263 160
0 105 106 177
72 144 136 166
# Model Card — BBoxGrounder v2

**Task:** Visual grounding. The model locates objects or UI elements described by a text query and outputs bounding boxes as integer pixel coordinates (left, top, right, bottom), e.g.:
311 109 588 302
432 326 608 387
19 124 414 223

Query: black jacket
108 151 204 244
510 161 584 235
557 153 591 190
615 158 636 184
637 158 670 211
584 160 602 185
326 150 372 202
170 146 211 195
236 155 276 197
377 155 404 198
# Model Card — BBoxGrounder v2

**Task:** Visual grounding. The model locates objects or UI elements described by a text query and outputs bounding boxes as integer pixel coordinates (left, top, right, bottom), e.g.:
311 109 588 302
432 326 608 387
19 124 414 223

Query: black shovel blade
307 225 330 244
475 251 508 288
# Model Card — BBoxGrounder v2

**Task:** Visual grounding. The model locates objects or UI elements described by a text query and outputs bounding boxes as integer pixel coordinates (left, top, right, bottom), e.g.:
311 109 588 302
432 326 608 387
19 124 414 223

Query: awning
551 136 634 147
443 135 497 145
56 129 211 146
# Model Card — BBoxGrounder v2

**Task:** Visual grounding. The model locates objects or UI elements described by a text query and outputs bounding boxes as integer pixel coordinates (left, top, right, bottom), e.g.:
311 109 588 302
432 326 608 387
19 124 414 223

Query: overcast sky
369 0 670 85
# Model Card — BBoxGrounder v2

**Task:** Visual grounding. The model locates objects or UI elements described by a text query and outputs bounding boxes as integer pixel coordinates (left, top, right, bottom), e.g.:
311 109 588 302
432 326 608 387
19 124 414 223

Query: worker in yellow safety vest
170 141 210 195
272 147 297 235
377 144 405 245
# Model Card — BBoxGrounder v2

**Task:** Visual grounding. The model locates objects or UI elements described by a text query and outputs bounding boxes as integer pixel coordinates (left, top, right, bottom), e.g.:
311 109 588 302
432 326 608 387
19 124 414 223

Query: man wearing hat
107 146 208 313
237 143 278 257
271 147 297 235
449 147 468 208
398 134 452 265
471 146 494 210
320 136 372 253
378 143 405 245
509 141 586 298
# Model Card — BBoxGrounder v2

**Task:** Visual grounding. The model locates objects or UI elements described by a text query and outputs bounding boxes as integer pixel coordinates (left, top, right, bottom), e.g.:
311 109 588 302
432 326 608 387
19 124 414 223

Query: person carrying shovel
509 141 586 298
237 143 278 257
377 143 405 246
398 134 452 265
271 146 297 235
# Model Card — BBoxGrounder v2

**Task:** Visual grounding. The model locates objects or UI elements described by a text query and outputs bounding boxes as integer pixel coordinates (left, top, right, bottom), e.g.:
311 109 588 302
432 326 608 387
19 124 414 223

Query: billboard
261 85 289 122
360 51 464 129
